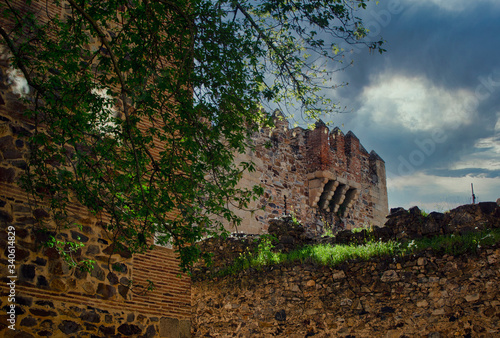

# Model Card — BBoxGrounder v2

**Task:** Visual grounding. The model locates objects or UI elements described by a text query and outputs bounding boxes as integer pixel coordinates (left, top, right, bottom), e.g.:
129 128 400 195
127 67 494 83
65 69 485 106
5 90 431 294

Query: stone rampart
232 112 388 235
192 245 500 337
194 202 500 278
192 203 500 337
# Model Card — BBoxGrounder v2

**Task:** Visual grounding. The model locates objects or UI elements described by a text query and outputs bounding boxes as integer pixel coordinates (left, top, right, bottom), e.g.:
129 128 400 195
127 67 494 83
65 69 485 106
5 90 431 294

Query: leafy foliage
214 228 500 277
0 0 383 270
46 236 96 272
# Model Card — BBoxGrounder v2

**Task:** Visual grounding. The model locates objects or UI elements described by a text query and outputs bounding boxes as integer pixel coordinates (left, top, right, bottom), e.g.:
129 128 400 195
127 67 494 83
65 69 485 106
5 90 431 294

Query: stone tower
231 112 389 234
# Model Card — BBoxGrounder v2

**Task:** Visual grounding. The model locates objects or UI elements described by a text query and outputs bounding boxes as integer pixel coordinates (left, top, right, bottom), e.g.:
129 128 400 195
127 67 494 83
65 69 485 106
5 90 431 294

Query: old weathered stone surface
1 52 191 338
160 317 179 337
144 324 157 338
192 244 500 337
98 325 115 335
95 283 116 299
193 234 260 276
80 310 100 323
192 205 500 336
0 166 15 182
268 216 313 251
195 204 500 279
117 323 142 335
58 320 81 335
384 203 500 241
311 203 500 248
231 113 389 234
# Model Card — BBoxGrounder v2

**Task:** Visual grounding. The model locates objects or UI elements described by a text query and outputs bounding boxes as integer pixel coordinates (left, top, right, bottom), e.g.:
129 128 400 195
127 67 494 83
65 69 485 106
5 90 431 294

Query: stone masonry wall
232 112 388 234
192 203 500 337
0 5 191 336
192 246 500 337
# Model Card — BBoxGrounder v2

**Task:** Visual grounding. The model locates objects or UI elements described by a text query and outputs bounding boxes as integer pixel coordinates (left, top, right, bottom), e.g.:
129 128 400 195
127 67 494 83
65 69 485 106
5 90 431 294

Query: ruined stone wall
192 245 500 337
192 203 500 337
0 5 191 335
232 113 388 234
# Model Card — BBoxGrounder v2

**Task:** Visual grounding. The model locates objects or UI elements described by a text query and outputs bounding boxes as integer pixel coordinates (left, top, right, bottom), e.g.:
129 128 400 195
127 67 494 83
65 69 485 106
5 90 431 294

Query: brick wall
0 2 191 336
232 112 389 234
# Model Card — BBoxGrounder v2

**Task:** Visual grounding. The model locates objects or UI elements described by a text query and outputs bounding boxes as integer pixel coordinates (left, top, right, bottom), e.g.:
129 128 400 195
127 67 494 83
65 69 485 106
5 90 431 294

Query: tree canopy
0 0 384 270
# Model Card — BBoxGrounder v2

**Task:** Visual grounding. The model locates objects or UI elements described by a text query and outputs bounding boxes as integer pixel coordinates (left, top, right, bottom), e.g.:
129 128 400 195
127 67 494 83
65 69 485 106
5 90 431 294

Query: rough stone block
58 320 82 335
179 320 191 338
159 317 179 337
0 166 15 182
117 323 142 335
80 310 100 323
95 283 116 299
20 264 36 281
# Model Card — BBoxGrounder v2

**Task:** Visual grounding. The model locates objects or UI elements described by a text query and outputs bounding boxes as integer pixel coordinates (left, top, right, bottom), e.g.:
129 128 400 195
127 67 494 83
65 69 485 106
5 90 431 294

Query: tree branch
231 1 303 95
0 25 43 94
66 0 127 93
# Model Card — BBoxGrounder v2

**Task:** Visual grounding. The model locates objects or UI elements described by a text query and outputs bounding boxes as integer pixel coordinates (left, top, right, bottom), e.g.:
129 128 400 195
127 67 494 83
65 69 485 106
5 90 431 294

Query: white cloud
388 172 489 193
416 0 500 12
358 74 476 132
386 112 500 209
450 140 500 172
451 157 500 172
387 171 500 210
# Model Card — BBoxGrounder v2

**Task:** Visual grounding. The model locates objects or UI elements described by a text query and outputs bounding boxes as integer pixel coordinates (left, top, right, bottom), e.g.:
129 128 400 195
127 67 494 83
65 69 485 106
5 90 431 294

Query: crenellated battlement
232 114 389 234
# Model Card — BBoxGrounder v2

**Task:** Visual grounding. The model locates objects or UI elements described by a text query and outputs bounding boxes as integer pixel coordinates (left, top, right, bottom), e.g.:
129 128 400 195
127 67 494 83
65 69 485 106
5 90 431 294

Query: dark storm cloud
334 0 500 100
356 1 500 84
323 0 500 208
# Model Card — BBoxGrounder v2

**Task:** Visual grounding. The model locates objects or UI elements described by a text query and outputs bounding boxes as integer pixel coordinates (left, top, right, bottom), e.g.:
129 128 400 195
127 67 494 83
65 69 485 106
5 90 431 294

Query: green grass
405 228 500 256
284 240 401 265
213 228 500 278
420 210 429 217
350 225 372 234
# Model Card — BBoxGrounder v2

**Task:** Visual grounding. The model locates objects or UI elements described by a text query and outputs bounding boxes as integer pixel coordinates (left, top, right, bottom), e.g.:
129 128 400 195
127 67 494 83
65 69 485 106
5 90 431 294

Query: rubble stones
382 203 499 241
195 203 500 280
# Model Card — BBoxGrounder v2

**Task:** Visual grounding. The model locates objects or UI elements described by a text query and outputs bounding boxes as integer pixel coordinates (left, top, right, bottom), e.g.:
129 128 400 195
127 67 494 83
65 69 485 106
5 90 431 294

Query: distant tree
0 0 384 270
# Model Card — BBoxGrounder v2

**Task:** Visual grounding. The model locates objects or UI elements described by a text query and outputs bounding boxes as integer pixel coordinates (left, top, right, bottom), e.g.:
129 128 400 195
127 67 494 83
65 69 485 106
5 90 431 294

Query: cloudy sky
320 0 500 211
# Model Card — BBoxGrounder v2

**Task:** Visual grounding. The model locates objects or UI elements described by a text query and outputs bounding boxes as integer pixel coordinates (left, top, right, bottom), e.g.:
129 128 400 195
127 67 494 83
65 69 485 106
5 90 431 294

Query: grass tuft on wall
214 228 500 278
